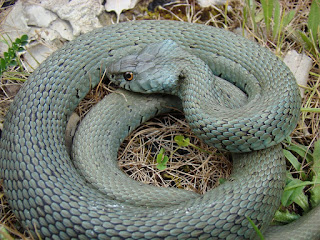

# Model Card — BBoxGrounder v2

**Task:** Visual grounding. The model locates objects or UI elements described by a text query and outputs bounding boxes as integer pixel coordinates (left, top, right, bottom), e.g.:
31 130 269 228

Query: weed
0 34 28 76
273 138 320 224
156 148 169 170
295 0 320 61
156 135 213 170
243 0 296 54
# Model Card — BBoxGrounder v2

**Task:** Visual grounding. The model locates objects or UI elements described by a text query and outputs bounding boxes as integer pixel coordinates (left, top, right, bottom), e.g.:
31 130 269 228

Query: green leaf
8 60 17 67
11 42 18 51
283 149 301 171
272 0 281 40
18 47 25 52
0 58 7 71
156 148 165 162
308 0 320 44
15 38 21 44
174 135 190 147
294 189 309 212
310 139 320 207
310 179 320 208
260 0 274 35
157 156 168 171
282 178 306 207
286 144 313 163
297 30 313 50
21 41 28 47
245 0 258 34
3 52 10 61
282 10 295 30
8 49 16 58
273 209 300 224
20 34 28 42
156 148 169 171
313 139 320 166
254 10 264 23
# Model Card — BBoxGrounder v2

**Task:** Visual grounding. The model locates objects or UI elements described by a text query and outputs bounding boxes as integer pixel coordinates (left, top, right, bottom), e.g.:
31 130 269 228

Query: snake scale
1 20 320 239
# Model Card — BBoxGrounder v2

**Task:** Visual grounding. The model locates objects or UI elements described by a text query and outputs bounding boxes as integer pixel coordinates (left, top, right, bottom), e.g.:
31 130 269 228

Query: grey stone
197 0 228 8
283 50 312 98
0 0 107 70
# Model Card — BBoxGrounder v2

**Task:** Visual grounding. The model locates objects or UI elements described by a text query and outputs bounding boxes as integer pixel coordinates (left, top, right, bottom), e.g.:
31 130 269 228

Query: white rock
1 0 108 70
283 50 313 137
105 0 138 22
1 1 29 34
0 1 29 53
39 0 104 36
23 43 57 71
50 19 74 41
197 0 228 8
24 5 57 28
283 50 312 98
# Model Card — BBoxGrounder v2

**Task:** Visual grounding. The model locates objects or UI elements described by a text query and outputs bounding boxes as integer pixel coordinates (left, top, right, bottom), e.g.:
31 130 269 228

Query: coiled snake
1 20 320 239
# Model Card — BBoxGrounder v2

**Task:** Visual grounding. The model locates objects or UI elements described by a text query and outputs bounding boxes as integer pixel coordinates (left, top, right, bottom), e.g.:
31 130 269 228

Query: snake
1 20 320 239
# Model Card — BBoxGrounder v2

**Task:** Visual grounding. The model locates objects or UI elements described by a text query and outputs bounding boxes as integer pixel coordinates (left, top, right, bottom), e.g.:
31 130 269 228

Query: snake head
106 40 184 95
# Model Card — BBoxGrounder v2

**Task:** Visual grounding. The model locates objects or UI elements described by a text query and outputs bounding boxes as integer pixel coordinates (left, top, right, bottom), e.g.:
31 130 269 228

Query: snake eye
124 72 133 81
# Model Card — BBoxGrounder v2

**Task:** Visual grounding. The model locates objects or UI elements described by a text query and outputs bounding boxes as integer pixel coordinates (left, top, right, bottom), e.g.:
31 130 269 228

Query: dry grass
0 0 319 238
117 114 231 194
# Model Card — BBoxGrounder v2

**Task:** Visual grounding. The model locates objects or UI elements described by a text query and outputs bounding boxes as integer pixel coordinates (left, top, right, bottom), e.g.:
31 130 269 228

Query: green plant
156 148 169 170
243 0 296 53
0 34 28 76
261 0 295 40
174 135 212 154
295 0 320 60
155 135 212 170
273 138 320 224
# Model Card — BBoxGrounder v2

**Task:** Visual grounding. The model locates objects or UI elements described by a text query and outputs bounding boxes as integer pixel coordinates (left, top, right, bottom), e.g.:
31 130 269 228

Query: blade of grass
260 0 273 36
310 140 320 207
301 107 320 113
308 0 320 45
284 181 320 191
272 0 280 41
246 216 264 240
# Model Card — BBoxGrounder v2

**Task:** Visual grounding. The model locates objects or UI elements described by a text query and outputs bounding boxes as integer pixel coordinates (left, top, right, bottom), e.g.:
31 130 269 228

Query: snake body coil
1 20 320 239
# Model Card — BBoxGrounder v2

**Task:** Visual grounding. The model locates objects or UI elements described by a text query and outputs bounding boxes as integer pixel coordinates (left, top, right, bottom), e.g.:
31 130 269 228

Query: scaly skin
1 20 319 239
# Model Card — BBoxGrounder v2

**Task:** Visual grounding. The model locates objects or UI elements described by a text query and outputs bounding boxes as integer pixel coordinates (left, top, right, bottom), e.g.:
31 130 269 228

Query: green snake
1 20 320 239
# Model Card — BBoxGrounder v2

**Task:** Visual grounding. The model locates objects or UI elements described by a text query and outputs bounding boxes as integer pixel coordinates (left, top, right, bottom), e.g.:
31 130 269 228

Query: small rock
283 50 312 98
50 19 74 41
197 0 228 8
105 0 138 22
284 50 313 137
23 43 57 72
0 1 29 54
0 0 107 70
40 0 104 36
24 4 57 28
